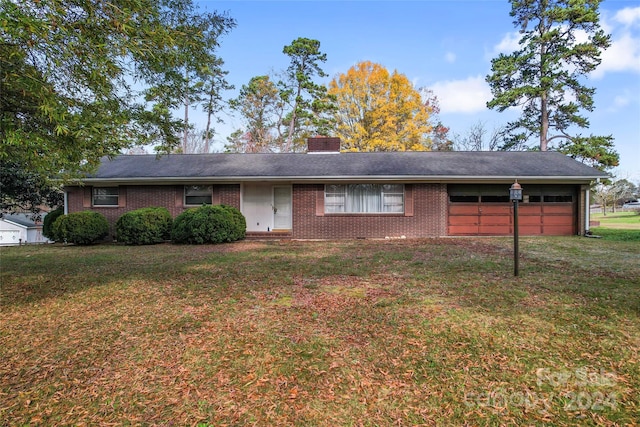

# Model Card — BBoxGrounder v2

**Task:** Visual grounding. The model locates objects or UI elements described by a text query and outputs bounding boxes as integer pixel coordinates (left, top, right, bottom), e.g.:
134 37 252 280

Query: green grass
591 211 640 230
590 227 640 241
1 238 639 426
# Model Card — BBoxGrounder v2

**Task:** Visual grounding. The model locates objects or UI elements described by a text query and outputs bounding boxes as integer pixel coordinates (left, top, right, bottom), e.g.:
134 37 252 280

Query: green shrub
172 204 246 244
52 211 109 245
42 206 64 241
116 207 173 245
219 204 246 241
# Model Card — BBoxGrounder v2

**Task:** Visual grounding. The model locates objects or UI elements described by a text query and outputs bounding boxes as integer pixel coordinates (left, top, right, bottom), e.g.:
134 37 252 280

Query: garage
448 184 577 236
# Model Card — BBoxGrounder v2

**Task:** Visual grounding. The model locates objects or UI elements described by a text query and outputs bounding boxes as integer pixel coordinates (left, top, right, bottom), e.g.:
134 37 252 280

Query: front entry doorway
243 184 292 232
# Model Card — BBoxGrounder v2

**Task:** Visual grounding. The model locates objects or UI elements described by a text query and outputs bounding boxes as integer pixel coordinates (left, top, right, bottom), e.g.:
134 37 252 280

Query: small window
185 185 212 205
529 195 542 203
93 187 119 206
450 195 479 203
325 184 346 213
544 195 574 203
481 195 510 203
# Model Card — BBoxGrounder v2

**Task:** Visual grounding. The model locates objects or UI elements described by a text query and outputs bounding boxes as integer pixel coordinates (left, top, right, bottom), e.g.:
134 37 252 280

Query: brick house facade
291 184 447 239
64 138 606 239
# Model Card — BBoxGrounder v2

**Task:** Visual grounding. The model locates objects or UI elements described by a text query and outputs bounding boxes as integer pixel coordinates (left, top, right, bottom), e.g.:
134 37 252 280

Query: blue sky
197 0 640 181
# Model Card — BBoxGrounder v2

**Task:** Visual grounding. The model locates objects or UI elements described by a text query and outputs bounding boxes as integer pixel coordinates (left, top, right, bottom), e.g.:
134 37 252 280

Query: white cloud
594 6 640 78
489 17 640 79
593 32 640 78
606 92 635 112
614 6 640 27
613 95 631 110
444 52 456 63
492 31 521 55
430 76 492 114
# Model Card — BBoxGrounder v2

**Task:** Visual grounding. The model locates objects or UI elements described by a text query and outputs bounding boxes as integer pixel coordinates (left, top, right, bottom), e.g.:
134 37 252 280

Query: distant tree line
1 0 619 216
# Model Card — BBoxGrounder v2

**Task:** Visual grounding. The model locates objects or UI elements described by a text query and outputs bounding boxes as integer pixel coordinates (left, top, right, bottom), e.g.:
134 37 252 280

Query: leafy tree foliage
227 38 335 153
420 88 453 151
486 0 618 170
0 160 63 215
201 57 235 152
1 0 235 214
593 178 639 214
451 121 507 151
328 61 434 152
227 76 283 152
279 38 336 152
42 206 64 241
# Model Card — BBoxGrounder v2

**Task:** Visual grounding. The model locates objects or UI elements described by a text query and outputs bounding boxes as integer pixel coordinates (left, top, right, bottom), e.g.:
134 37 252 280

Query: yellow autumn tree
328 61 434 151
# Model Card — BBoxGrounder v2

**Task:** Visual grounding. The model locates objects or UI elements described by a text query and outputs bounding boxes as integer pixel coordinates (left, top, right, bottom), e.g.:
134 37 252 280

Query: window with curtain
325 184 404 213
92 187 119 206
184 185 212 205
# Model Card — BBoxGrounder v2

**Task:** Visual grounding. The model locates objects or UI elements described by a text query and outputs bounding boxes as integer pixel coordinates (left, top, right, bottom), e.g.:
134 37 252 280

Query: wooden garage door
447 185 577 236
448 203 575 236
449 204 512 235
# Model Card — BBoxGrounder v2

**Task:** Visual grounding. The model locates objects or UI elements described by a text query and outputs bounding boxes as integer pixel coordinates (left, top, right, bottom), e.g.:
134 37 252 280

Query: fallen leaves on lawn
1 239 638 425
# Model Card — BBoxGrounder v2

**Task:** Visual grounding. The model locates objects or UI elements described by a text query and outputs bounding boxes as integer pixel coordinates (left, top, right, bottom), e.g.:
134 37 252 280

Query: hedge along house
64 137 608 240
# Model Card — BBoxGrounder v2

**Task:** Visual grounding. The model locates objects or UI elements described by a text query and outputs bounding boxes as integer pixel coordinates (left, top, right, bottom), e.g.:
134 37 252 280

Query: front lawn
591 211 640 230
1 237 639 426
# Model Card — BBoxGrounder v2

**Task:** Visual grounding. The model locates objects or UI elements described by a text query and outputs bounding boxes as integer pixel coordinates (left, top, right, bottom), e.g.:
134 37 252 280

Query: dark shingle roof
2 214 39 228
83 151 607 183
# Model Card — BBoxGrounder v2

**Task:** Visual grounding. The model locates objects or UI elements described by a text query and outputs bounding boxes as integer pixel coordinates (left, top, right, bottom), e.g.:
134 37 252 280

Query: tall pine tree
486 0 618 170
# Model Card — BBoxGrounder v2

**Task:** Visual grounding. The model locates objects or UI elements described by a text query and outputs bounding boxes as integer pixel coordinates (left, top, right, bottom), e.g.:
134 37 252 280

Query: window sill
324 213 405 217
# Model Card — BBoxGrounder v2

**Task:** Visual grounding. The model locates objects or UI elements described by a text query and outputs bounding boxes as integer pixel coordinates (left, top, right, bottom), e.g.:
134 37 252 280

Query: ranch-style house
64 137 608 240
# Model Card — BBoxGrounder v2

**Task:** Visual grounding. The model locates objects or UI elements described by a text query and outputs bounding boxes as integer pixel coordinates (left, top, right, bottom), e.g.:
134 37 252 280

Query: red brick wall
66 184 241 238
67 183 447 239
307 137 341 152
291 184 448 239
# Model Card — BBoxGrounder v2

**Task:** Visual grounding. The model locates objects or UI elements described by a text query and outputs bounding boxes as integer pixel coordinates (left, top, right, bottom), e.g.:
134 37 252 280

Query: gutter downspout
64 190 69 215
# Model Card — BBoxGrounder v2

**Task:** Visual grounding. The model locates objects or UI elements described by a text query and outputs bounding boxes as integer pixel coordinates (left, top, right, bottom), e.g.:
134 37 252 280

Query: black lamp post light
510 180 523 277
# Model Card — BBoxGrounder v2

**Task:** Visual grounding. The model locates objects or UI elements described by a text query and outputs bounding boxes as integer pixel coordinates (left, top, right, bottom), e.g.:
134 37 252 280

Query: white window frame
92 187 119 206
324 184 404 214
184 185 213 206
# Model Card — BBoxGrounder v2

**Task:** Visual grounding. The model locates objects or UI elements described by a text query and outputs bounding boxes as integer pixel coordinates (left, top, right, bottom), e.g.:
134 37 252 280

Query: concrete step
245 231 292 240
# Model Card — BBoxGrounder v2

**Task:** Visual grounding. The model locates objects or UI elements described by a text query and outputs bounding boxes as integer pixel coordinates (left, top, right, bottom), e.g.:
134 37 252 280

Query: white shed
0 214 53 246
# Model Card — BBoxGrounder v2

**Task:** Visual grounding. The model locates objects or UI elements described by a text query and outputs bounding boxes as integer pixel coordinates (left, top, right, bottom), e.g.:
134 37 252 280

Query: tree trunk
540 94 548 151
183 101 189 153
284 86 302 152
204 92 213 154
183 68 189 153
540 41 548 151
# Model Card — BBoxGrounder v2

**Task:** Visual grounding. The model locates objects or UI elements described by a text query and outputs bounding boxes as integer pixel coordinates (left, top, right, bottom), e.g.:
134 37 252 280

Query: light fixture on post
510 180 523 277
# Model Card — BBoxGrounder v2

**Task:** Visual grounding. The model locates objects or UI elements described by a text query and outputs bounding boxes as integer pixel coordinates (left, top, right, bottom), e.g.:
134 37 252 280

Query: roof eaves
2 219 35 229
75 174 604 185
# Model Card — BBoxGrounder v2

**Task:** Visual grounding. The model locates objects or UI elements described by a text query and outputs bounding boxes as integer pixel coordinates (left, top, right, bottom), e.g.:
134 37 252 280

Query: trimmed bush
52 211 109 245
116 207 173 245
172 204 246 244
219 204 246 241
42 206 64 241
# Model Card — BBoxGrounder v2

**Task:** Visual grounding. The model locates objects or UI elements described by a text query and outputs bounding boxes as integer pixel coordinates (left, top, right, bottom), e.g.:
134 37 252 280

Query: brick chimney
307 137 341 153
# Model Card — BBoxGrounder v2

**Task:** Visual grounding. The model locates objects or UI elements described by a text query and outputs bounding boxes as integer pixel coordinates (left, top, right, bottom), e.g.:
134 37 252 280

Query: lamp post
510 180 523 277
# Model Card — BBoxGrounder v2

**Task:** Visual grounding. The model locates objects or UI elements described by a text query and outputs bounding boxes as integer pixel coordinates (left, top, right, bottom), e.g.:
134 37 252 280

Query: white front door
243 184 292 232
273 186 292 230
243 184 273 232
